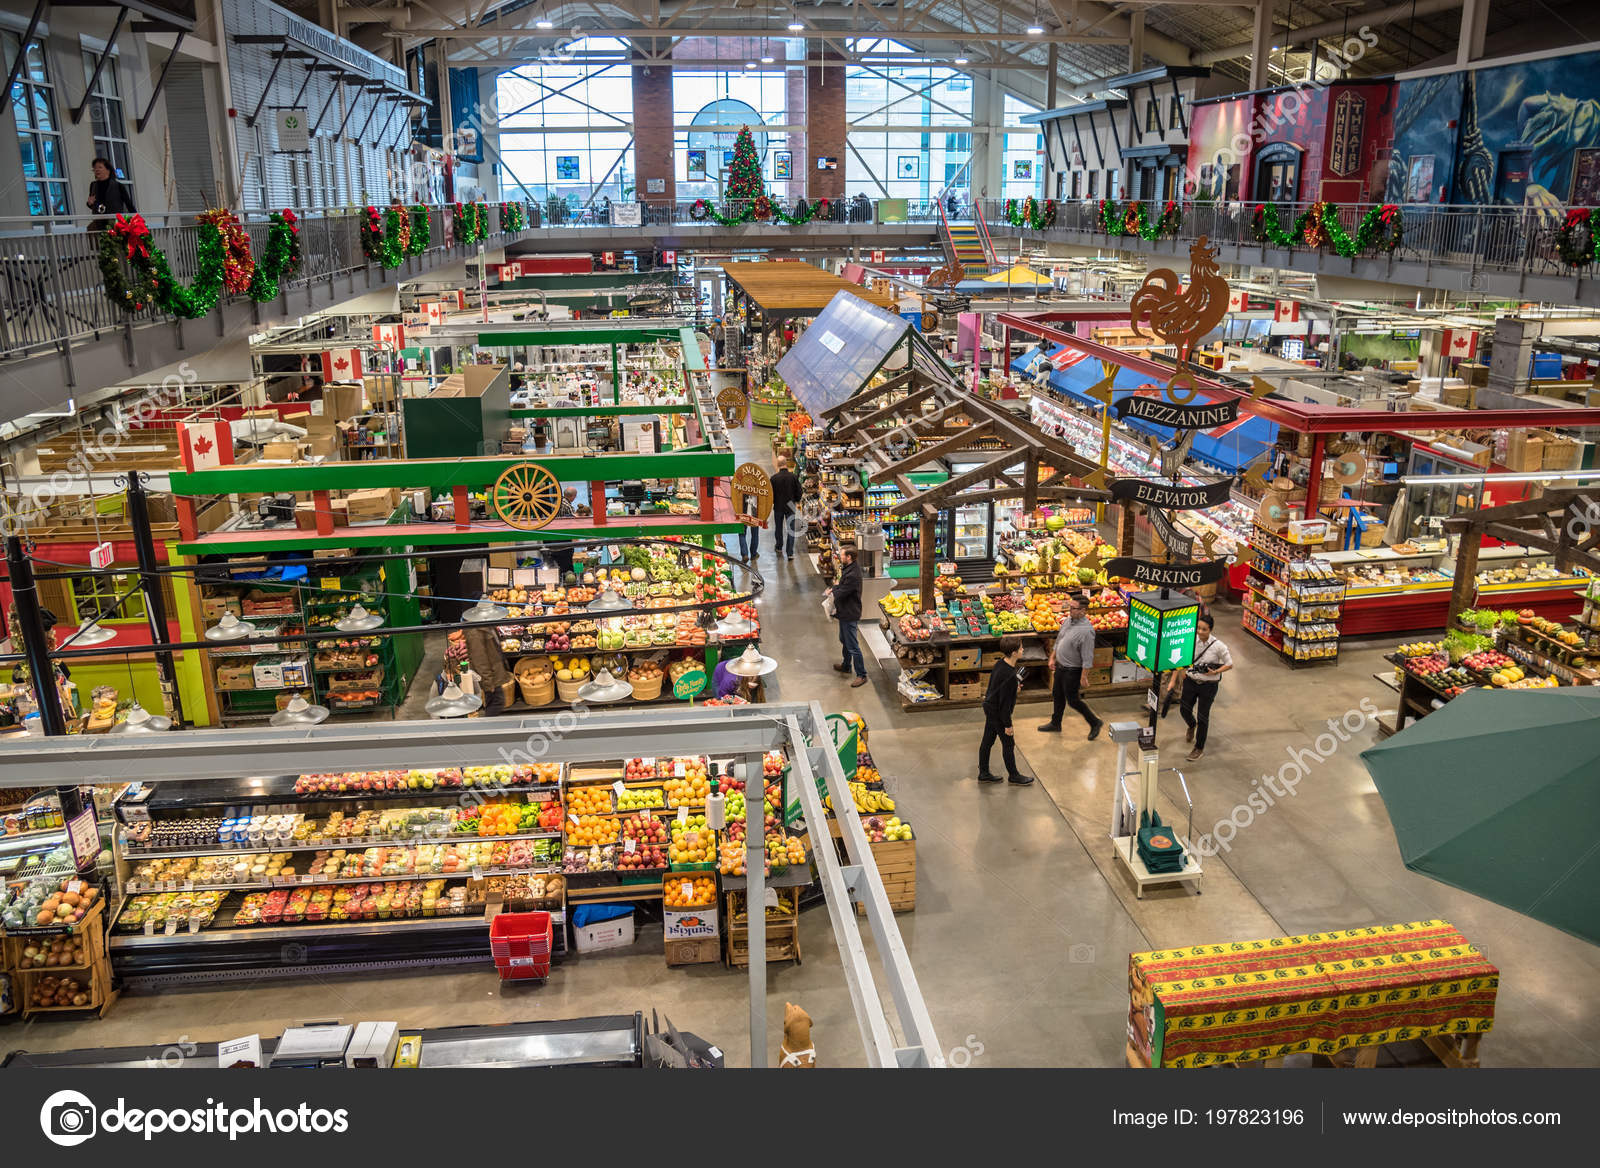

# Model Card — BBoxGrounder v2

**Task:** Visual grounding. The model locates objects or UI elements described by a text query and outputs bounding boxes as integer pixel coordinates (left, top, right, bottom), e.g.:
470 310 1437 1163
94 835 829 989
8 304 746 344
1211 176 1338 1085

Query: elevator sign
1127 592 1200 673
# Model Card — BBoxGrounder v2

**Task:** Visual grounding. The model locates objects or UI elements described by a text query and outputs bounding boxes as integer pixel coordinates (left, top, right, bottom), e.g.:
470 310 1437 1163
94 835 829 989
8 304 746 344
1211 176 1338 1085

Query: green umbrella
1360 686 1600 946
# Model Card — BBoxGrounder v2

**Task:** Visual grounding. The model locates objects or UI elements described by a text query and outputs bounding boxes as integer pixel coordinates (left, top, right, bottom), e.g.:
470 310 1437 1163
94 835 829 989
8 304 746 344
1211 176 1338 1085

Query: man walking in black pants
977 637 1029 784
1179 613 1232 761
1037 592 1103 739
769 458 802 560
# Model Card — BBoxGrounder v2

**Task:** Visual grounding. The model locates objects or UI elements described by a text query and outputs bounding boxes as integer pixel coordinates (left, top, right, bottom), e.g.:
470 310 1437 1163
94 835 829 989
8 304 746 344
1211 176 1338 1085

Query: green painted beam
680 327 707 373
476 329 681 347
178 519 742 556
510 404 695 418
170 450 734 494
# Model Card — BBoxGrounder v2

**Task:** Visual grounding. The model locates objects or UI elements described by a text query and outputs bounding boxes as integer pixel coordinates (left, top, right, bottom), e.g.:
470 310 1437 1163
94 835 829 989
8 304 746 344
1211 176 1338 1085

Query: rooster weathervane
1128 236 1229 405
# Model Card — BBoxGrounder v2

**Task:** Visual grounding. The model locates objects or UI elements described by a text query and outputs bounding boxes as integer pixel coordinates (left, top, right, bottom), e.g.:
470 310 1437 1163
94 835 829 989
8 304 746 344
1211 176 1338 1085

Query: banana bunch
824 783 895 814
880 592 920 617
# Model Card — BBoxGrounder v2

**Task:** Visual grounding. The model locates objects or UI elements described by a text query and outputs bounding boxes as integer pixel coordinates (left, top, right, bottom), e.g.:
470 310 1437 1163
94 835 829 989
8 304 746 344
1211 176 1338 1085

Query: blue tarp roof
1012 344 1278 474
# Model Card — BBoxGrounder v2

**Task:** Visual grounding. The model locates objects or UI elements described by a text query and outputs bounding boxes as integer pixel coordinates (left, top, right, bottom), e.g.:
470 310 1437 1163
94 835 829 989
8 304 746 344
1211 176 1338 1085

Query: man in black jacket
769 457 802 560
978 637 1029 784
828 548 867 687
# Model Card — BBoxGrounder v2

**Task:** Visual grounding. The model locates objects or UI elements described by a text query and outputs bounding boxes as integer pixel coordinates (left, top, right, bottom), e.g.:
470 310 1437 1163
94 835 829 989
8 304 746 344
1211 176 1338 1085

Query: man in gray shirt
1037 592 1103 740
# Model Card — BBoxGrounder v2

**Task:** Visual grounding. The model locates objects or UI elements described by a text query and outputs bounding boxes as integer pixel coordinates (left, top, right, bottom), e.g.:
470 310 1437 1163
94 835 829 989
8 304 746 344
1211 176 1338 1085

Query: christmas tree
725 125 763 202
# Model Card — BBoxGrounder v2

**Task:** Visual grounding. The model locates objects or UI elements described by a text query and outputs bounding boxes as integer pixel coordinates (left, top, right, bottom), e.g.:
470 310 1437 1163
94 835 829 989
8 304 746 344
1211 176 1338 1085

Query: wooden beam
891 450 1022 515
1442 488 1587 531
867 422 996 482
818 369 914 421
1447 526 1482 630
1022 454 1039 514
919 511 937 610
832 384 947 439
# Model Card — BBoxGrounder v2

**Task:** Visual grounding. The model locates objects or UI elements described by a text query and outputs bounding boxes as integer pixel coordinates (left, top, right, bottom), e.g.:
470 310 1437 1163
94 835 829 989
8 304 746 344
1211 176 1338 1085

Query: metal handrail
974 196 1598 284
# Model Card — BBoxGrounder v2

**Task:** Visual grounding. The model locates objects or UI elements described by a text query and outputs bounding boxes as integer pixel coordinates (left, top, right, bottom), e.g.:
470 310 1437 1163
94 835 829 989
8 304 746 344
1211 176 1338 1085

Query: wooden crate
724 888 802 968
5 899 117 1020
665 936 721 966
861 837 916 914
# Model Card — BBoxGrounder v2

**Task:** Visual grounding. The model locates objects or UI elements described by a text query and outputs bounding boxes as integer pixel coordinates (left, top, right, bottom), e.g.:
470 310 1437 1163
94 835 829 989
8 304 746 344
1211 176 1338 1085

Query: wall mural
1386 49 1600 208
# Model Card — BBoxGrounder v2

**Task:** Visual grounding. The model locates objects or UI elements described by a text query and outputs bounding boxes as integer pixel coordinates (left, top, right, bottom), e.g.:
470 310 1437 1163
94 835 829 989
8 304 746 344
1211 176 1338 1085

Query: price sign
623 838 637 854
613 780 625 798
320 577 341 591
673 760 686 778
681 882 693 899
677 806 688 825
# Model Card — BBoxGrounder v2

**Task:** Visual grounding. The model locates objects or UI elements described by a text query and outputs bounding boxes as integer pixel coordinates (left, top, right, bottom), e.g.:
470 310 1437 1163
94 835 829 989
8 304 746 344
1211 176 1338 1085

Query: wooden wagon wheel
491 463 563 529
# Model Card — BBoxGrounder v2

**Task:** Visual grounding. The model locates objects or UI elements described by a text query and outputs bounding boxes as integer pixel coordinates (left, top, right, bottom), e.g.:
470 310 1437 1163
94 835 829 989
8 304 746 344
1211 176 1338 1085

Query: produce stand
0 707 944 1067
1126 920 1498 1069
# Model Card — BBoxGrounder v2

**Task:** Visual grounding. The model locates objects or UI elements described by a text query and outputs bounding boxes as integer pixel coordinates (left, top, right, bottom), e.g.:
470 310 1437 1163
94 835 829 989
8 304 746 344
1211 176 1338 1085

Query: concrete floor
5 421 1600 1068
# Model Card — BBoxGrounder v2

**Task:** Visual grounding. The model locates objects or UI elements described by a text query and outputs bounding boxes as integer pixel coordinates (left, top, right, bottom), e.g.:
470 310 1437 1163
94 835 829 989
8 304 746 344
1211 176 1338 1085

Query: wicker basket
628 672 663 701
514 657 555 706
556 677 586 703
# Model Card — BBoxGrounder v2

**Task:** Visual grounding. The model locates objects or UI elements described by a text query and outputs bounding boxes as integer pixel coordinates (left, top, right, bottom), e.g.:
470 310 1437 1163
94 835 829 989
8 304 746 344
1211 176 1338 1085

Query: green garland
1004 197 1056 230
1097 199 1182 240
247 209 302 303
97 213 224 318
407 204 430 256
452 201 488 244
1556 209 1597 267
1251 201 1402 256
360 205 406 269
500 200 526 232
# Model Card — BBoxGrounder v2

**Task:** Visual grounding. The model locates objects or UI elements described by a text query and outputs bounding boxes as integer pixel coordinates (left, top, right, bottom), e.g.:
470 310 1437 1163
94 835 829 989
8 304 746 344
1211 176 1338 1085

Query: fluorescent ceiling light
954 55 969 65
761 54 775 63
1027 24 1045 35
536 18 553 29
788 20 805 31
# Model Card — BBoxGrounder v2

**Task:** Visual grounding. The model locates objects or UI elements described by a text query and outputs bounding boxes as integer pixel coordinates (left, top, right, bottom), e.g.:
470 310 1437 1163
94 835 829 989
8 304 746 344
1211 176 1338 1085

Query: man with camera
1178 613 1232 762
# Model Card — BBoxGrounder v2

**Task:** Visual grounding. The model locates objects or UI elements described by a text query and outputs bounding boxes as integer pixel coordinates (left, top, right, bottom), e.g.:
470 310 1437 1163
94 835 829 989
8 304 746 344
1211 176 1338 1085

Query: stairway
944 221 989 274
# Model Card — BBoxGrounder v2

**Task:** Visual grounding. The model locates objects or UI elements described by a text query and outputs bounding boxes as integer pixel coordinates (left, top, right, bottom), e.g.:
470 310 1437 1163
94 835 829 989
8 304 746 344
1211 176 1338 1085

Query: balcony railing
974 197 1594 282
0 204 518 361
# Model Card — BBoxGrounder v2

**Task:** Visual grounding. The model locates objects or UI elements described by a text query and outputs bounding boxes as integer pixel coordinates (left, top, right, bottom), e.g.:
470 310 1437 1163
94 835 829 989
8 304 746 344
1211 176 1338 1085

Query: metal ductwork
1192 0 1467 67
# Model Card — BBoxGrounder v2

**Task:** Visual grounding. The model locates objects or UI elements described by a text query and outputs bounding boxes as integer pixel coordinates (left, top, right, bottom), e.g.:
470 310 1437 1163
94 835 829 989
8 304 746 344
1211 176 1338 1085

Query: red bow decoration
114 213 151 261
1379 204 1399 225
1565 208 1590 227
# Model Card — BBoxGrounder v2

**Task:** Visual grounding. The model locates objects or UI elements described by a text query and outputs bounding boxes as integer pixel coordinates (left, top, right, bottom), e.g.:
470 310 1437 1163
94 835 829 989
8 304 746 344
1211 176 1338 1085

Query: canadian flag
1442 328 1479 359
1274 300 1300 323
662 249 677 265
425 300 448 326
178 420 233 472
1227 291 1247 313
321 349 363 382
1051 347 1090 370
455 289 468 310
372 324 405 350
497 263 518 283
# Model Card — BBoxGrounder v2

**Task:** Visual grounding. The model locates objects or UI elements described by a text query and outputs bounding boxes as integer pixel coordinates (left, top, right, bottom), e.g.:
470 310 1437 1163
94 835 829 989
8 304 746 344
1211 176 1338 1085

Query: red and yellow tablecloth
1127 920 1498 1068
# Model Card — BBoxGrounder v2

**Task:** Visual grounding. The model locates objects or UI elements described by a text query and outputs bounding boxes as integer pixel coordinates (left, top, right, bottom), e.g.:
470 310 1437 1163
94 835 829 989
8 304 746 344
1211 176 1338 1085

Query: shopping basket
489 910 552 980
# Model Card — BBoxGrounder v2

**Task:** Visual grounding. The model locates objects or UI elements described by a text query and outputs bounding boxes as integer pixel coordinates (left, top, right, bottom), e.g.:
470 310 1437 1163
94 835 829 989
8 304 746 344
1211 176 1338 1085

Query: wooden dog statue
779 1001 816 1068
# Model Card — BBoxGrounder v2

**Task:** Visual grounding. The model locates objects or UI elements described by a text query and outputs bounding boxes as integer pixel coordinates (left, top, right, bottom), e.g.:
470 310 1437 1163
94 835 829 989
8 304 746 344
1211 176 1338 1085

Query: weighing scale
1107 721 1204 898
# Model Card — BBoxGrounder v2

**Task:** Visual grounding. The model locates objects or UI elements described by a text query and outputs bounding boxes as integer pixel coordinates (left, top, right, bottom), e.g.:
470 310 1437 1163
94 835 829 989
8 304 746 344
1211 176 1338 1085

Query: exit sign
1127 591 1200 673
89 541 114 569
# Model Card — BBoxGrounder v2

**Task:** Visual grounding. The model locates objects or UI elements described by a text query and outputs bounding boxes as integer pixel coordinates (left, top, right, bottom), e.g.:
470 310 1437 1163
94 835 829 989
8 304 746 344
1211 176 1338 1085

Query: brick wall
632 62 675 204
806 63 846 202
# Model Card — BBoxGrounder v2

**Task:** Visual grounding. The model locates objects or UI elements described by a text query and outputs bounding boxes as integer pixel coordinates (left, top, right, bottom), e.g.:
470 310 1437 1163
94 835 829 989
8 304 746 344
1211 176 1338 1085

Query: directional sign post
1127 590 1200 748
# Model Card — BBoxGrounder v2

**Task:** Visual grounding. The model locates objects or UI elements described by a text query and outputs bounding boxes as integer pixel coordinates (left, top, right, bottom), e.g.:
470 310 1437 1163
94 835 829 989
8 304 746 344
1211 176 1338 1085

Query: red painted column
453 485 471 530
313 490 334 536
700 477 716 522
590 481 607 524
176 497 198 542
1303 433 1325 522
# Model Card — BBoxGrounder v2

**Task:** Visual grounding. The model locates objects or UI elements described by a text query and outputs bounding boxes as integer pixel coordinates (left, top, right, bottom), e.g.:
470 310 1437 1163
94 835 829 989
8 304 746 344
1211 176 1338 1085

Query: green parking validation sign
1128 592 1199 673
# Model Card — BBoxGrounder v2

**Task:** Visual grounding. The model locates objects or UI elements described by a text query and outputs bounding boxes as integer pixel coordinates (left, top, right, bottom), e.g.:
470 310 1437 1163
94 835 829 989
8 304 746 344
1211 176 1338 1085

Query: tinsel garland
248 210 302 302
1004 197 1056 230
1251 201 1403 256
361 205 405 268
97 212 224 318
408 205 430 255
773 197 829 225
198 208 254 294
1556 208 1598 267
500 201 526 232
452 201 488 244
1096 199 1183 240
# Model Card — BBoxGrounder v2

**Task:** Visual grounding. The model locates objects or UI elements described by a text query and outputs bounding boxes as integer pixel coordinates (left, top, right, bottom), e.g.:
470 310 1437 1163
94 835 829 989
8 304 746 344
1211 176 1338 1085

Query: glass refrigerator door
954 501 991 561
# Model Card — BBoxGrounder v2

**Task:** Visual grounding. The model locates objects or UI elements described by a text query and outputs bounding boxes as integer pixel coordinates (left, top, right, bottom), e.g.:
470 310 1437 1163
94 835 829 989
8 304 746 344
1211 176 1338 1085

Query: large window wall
1002 94 1044 200
845 40 973 201
497 38 635 211
673 67 799 201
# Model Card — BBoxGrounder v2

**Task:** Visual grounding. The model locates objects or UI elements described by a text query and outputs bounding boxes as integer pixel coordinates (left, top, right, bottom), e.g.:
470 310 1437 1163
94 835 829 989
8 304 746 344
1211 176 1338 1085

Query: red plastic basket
489 910 552 980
